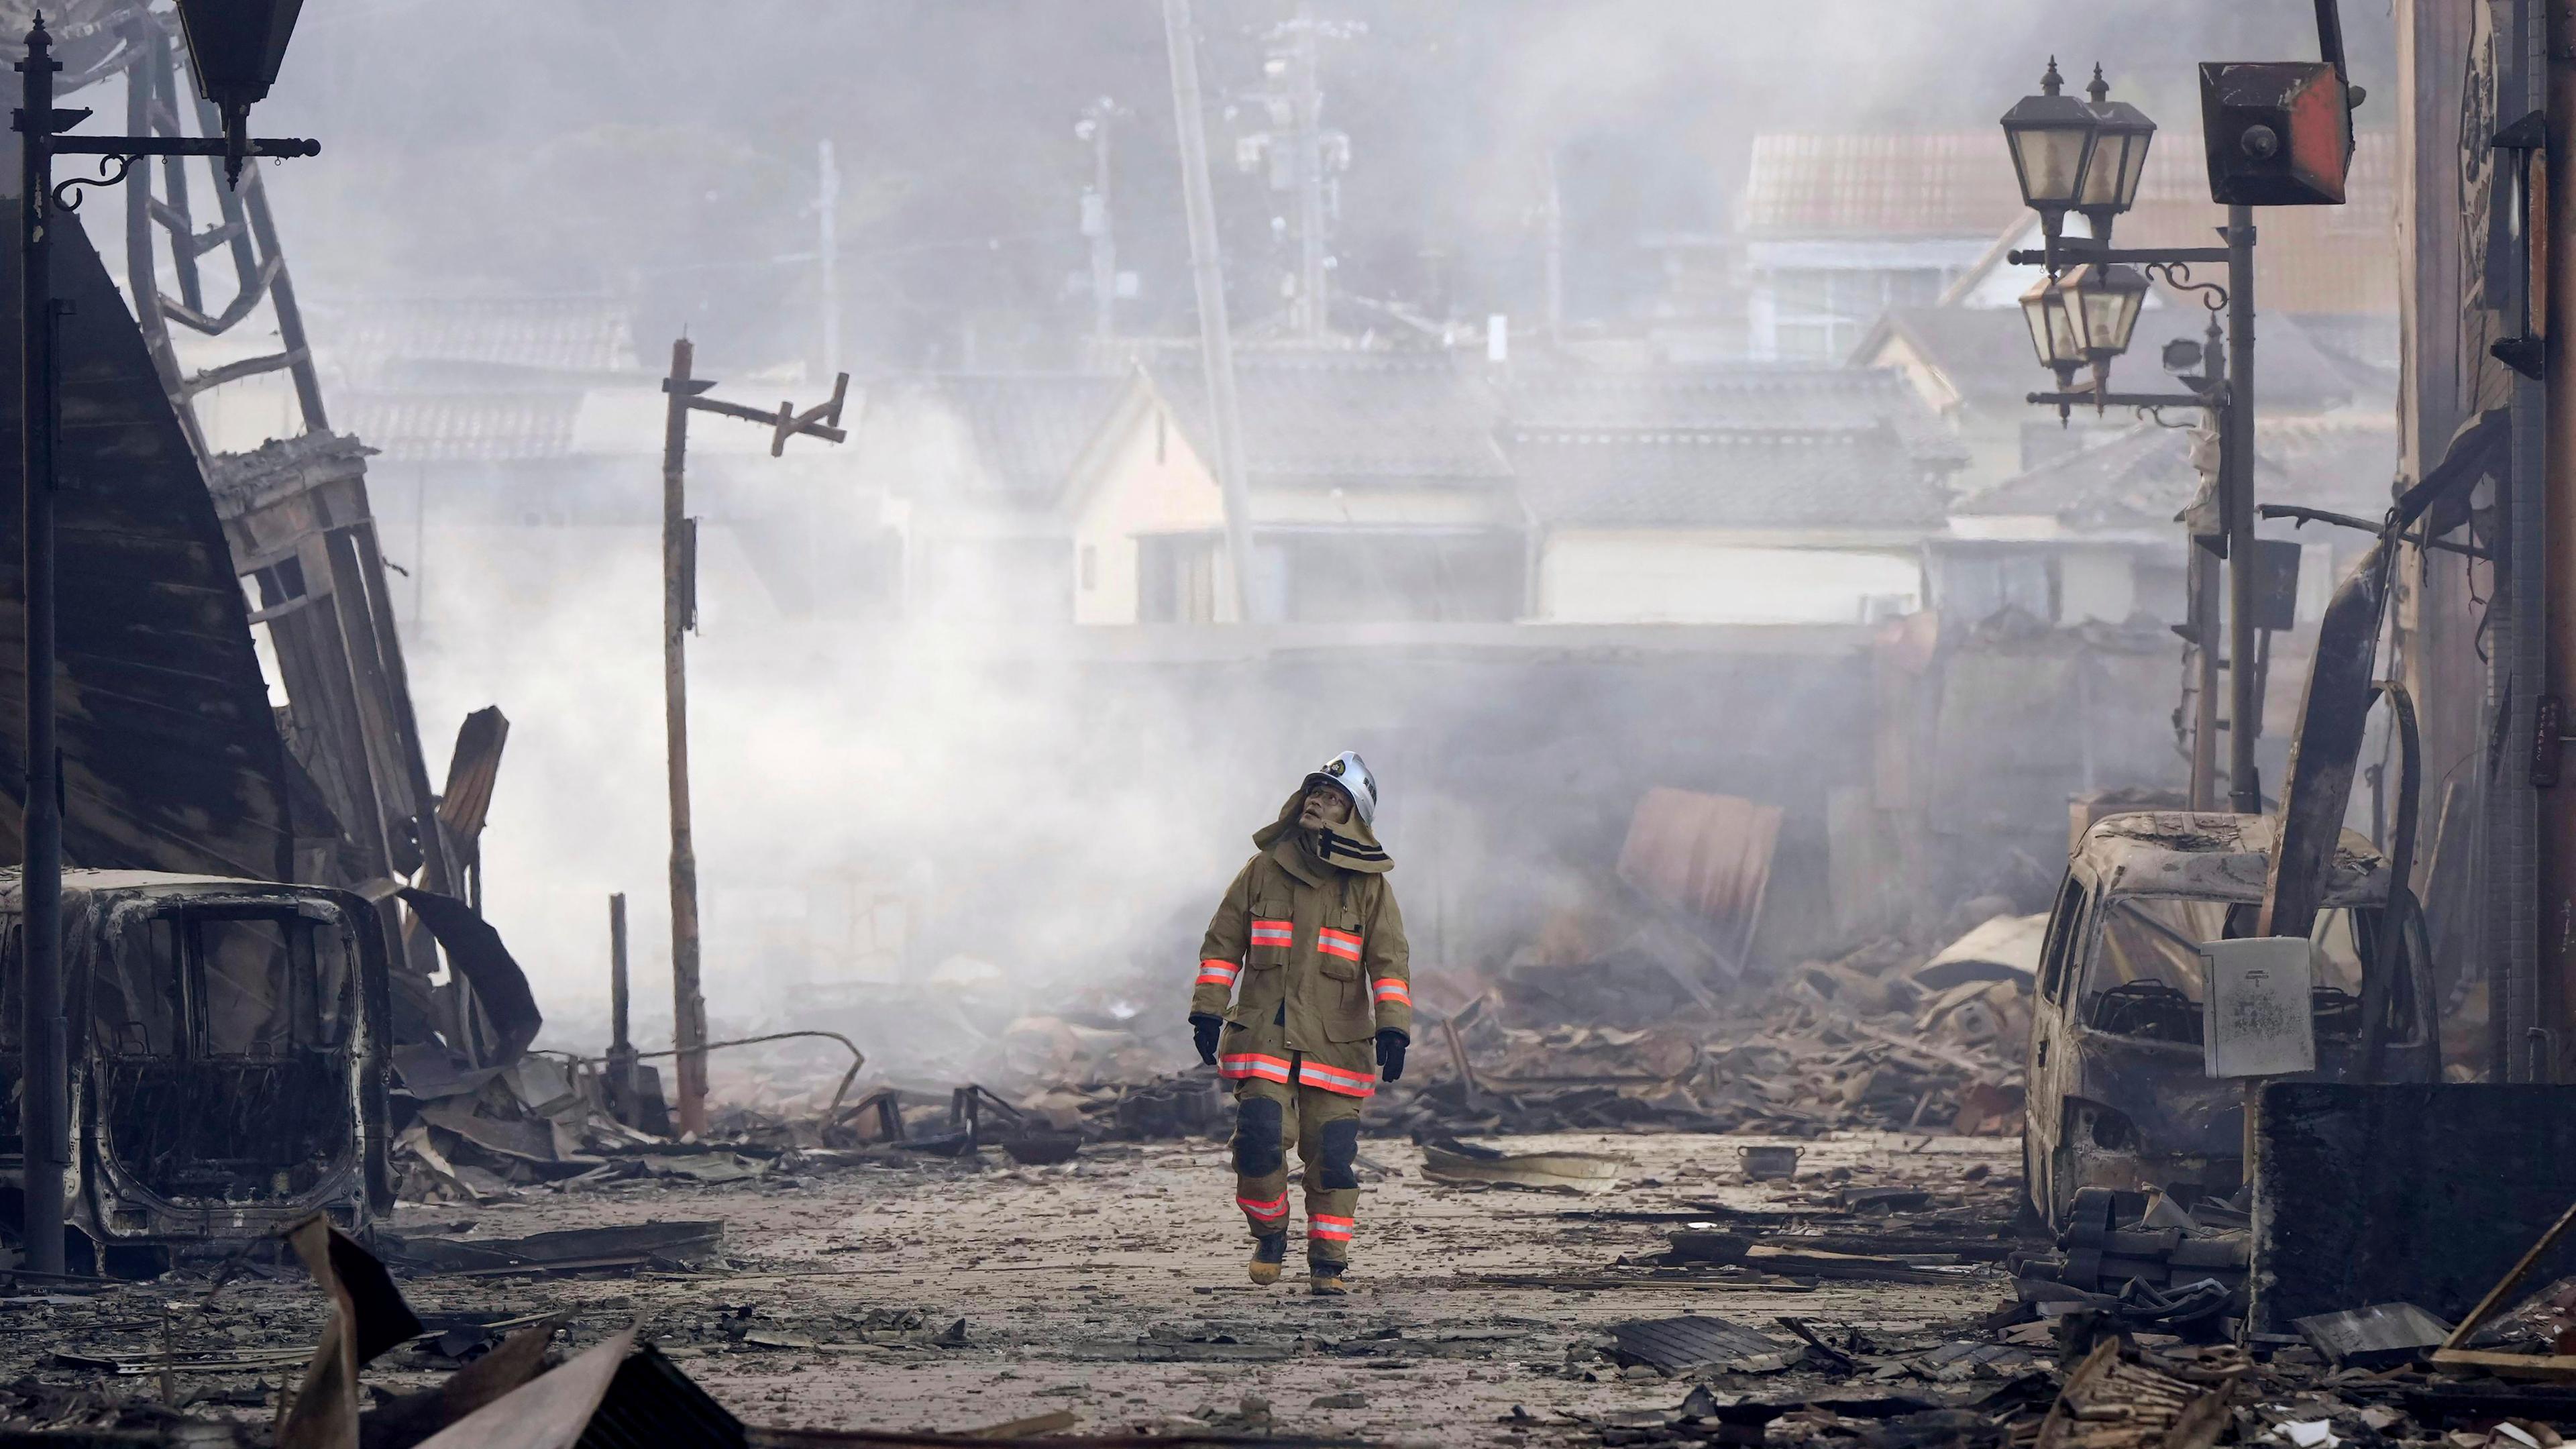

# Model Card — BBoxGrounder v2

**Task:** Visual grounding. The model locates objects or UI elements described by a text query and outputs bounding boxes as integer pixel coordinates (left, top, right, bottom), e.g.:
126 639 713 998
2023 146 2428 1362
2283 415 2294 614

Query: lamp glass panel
2061 264 2149 359
2008 123 2094 209
2077 103 2156 213
2021 280 2079 369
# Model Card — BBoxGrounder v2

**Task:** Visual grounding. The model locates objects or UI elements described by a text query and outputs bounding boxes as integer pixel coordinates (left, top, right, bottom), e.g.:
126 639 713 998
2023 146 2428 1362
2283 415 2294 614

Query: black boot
1309 1253 1348 1296
1248 1232 1287 1286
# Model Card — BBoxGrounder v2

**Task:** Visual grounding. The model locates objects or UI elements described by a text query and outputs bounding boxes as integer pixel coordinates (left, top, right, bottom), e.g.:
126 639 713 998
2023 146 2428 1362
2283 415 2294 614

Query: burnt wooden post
655 339 847 1135
608 892 634 1105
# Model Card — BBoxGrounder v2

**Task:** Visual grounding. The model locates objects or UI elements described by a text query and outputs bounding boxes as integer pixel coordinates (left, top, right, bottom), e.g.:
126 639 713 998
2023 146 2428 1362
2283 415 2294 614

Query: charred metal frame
2025 815 2438 1229
1 874 390 1267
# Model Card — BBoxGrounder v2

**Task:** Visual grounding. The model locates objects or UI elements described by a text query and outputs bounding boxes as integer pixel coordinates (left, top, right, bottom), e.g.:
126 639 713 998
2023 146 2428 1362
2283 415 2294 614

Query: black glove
1375 1028 1409 1083
1190 1013 1224 1067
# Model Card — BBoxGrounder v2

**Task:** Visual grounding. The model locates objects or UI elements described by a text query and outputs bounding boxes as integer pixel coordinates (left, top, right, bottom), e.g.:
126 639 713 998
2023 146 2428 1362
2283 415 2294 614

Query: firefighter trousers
1230 1065 1364 1268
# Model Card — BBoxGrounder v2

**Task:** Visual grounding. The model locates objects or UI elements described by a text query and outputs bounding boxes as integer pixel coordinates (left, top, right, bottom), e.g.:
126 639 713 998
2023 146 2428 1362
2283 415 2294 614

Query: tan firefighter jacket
1189 790 1412 1099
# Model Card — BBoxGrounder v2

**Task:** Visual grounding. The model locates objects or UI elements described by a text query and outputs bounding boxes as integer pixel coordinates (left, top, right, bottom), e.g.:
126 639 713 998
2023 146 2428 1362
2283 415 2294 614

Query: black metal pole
15 15 63 1277
2226 205 2261 814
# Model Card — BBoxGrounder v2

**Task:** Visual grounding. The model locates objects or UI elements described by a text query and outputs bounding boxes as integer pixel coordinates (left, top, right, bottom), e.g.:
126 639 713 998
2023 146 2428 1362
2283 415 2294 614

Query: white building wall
2055 548 2137 624
1538 534 1923 625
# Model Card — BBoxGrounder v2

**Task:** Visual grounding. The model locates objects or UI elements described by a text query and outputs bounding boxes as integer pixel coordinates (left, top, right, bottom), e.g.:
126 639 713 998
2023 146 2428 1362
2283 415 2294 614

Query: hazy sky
242 1 2396 373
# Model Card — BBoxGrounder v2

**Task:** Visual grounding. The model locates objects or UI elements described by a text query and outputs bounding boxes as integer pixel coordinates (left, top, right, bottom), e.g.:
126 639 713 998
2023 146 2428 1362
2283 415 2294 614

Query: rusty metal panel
1615 787 1782 959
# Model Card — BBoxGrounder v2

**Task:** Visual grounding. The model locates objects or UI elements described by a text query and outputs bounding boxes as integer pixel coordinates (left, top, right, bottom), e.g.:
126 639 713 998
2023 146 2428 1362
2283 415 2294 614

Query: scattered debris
2294 1302 2453 1368
1741 1146 1801 1181
1608 1316 1793 1375
376 1220 724 1277
1419 1139 1629 1193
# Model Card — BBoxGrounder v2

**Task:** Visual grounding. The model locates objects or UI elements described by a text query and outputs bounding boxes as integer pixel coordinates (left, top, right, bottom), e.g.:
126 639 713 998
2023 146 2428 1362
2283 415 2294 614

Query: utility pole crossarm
669 371 851 451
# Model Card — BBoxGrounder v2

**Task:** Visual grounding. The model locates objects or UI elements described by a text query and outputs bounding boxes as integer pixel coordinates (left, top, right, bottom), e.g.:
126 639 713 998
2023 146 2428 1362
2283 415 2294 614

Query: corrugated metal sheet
1615 787 1782 947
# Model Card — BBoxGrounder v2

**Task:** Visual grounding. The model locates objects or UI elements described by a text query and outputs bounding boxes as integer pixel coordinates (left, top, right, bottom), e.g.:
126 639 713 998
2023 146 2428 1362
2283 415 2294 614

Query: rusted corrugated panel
0 214 291 880
1615 787 1783 943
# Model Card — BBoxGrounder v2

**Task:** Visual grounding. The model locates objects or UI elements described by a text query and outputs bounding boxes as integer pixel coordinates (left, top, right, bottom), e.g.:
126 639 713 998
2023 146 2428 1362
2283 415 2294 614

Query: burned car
2023 812 2436 1229
0 871 391 1270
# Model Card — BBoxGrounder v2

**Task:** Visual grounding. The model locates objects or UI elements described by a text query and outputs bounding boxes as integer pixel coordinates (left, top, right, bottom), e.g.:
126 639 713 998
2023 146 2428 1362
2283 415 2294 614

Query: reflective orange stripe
1220 1053 1293 1084
1371 977 1410 1005
1296 1060 1377 1097
1197 959 1242 987
1317 928 1362 961
1308 1214 1354 1240
1238 1193 1288 1220
1250 919 1294 949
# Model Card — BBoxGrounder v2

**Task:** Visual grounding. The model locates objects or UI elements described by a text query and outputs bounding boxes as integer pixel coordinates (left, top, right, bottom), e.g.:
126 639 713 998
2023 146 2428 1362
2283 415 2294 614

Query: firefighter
1188 751 1410 1296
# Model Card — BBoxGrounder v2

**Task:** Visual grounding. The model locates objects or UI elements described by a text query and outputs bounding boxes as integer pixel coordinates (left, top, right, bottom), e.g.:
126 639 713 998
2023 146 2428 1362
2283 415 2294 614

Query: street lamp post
11 7 315 1274
1999 62 2260 814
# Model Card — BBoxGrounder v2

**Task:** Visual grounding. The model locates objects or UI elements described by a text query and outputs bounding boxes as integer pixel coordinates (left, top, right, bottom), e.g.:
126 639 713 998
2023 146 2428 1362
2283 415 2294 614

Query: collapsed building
0 10 535 1267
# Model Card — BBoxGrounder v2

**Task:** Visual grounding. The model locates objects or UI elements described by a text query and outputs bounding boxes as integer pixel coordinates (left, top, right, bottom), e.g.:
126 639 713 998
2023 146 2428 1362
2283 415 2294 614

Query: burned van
0 871 391 1265
2023 812 2436 1230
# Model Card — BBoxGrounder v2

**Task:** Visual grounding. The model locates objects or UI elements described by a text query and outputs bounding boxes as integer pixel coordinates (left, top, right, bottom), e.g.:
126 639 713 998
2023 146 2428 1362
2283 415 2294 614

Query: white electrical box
2199 936 2316 1079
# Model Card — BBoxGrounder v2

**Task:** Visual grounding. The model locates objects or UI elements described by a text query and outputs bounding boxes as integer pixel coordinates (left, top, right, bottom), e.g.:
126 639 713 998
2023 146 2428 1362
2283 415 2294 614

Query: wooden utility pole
1162 0 1257 622
657 339 848 1134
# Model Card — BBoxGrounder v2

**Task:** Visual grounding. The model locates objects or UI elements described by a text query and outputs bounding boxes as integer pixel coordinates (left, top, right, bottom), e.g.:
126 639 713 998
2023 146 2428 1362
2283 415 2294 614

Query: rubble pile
1377 924 2033 1142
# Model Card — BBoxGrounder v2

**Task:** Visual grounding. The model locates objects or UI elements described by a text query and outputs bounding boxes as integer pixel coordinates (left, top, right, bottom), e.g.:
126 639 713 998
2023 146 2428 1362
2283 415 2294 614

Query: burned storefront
0 19 534 1266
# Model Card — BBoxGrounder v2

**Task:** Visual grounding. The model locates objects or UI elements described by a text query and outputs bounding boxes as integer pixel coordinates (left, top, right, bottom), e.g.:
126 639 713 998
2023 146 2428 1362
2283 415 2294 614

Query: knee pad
1316 1117 1360 1190
1232 1097 1284 1178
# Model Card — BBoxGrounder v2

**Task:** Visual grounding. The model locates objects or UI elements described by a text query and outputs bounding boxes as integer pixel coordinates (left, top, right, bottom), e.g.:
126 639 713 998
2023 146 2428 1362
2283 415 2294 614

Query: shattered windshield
94 908 354 1059
2080 895 2373 1046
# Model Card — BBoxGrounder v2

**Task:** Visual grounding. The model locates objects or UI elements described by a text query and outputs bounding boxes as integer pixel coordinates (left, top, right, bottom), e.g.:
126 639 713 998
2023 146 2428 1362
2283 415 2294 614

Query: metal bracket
2493 110 2548 152
48 151 131 211
2493 336 2548 380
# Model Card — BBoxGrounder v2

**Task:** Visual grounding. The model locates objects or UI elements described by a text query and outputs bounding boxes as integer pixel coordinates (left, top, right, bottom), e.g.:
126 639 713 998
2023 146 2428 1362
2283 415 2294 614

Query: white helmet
1303 751 1379 826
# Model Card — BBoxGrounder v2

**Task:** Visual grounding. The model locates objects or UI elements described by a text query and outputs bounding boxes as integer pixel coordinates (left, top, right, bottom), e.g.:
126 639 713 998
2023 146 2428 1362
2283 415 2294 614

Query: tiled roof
338 390 585 464
2112 131 2396 317
1740 133 2026 240
861 373 1122 500
1150 354 1513 486
308 294 640 382
1741 129 2397 317
1505 366 1967 466
1509 427 1949 531
1864 305 2357 414
1955 414 2397 531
